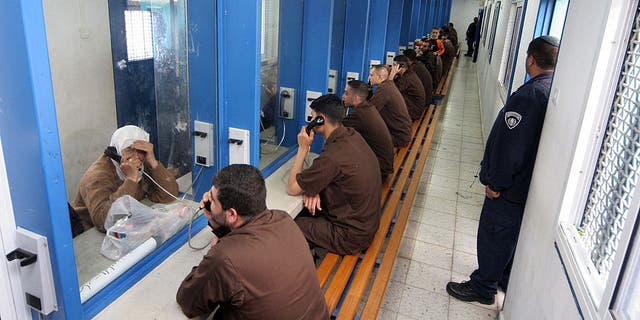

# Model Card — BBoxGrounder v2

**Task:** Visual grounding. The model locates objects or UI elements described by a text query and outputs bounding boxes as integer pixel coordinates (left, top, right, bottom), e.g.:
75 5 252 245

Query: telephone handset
306 115 325 135
104 146 122 162
201 201 231 238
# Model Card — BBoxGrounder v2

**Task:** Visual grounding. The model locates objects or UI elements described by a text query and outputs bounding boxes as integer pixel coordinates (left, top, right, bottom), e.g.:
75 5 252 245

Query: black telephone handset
306 116 325 135
202 201 231 238
104 146 121 162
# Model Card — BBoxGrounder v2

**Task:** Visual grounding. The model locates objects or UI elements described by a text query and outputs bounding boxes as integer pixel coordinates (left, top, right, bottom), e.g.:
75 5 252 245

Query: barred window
579 4 640 278
124 10 153 61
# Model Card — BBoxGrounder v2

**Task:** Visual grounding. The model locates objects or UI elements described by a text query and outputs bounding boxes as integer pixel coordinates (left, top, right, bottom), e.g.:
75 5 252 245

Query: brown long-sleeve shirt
72 155 178 232
394 69 427 121
295 127 381 255
342 102 394 180
411 61 434 106
368 80 412 148
176 210 329 319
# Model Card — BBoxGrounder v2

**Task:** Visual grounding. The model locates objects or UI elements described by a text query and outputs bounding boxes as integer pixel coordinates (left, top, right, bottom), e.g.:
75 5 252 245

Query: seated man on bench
287 94 381 255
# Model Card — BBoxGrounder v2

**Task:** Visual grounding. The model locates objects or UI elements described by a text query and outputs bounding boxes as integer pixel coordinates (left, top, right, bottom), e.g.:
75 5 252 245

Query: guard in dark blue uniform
446 36 560 305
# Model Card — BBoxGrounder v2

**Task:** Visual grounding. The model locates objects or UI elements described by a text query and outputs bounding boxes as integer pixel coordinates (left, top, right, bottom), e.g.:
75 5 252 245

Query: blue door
0 1 82 319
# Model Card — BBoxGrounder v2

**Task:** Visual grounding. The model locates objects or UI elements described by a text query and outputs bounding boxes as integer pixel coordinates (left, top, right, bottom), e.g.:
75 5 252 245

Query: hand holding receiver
297 126 314 149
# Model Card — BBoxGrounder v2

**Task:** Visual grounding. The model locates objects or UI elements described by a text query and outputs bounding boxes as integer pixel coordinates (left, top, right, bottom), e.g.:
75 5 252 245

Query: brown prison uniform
395 68 427 121
295 126 382 255
411 61 434 106
72 155 178 232
368 79 412 148
176 210 329 319
342 101 394 180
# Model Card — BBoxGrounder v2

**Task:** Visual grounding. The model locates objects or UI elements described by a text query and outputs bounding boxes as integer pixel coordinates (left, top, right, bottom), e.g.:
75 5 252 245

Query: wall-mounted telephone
306 115 325 135
104 146 121 162
279 87 295 119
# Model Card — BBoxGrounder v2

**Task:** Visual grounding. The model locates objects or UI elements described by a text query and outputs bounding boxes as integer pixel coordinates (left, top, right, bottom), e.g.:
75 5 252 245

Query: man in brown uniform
390 55 427 121
287 94 381 255
368 65 412 148
72 125 178 232
404 49 434 107
177 164 328 319
342 80 394 181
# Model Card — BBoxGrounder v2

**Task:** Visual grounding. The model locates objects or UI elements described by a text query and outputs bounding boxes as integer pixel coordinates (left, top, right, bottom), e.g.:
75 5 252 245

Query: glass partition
43 0 193 302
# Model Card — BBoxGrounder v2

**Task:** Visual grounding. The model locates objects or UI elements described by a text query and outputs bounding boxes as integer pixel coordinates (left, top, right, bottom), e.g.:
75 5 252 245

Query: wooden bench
435 56 457 97
315 102 442 319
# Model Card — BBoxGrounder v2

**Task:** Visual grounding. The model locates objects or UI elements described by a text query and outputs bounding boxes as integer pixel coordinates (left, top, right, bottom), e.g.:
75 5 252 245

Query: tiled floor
377 57 504 320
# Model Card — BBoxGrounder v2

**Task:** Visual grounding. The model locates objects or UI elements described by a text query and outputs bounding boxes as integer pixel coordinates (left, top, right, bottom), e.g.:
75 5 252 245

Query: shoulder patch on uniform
504 111 522 130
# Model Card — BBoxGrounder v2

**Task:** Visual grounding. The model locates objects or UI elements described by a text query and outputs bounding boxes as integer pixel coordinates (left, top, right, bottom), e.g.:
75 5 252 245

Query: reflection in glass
260 0 287 169
68 0 191 299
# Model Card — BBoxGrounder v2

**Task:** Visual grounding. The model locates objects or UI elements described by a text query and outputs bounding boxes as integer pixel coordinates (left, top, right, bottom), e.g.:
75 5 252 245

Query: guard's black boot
446 281 495 305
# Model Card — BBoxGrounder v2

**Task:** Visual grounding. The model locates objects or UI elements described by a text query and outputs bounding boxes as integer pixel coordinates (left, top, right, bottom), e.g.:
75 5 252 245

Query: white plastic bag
100 195 193 260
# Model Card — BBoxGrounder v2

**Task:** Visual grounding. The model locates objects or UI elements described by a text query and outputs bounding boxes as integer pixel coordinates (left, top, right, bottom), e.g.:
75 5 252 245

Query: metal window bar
125 10 153 61
580 4 640 276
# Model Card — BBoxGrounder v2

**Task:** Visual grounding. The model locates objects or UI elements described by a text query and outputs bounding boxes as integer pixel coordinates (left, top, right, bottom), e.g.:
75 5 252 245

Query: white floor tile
454 232 477 255
452 250 478 275
415 222 455 248
412 240 454 270
405 260 452 297
448 298 499 320
398 285 450 320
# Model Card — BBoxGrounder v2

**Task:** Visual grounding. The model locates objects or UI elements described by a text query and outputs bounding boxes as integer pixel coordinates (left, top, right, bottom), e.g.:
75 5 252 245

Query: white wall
505 0 615 318
42 0 118 200
464 0 621 318
449 0 484 48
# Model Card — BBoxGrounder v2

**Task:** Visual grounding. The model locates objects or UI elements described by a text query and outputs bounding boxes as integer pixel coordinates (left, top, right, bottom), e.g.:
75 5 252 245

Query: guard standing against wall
446 36 559 304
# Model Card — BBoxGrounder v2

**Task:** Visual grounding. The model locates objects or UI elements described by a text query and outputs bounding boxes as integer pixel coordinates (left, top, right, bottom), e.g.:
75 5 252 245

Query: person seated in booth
419 41 443 88
71 125 179 232
404 49 434 106
287 94 381 256
390 55 427 121
342 80 394 181
368 65 413 148
176 164 328 319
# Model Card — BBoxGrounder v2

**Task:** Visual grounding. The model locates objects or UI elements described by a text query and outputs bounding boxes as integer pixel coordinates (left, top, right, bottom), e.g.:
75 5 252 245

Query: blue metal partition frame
189 0 219 199
385 0 404 55
409 0 422 42
300 0 334 153
331 0 347 97
417 0 427 38
342 0 372 83
0 1 80 319
218 0 261 168
399 0 413 47
266 0 305 173
367 0 391 75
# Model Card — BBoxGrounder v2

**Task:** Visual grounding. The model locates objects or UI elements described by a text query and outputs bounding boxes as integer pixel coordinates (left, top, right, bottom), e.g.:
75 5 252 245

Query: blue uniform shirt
479 71 553 204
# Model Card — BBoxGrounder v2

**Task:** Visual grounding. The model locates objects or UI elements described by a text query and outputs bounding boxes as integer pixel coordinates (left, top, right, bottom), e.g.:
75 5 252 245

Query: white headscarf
109 125 150 181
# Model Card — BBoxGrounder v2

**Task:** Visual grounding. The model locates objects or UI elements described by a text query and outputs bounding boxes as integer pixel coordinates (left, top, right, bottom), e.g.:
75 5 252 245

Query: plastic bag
100 195 193 260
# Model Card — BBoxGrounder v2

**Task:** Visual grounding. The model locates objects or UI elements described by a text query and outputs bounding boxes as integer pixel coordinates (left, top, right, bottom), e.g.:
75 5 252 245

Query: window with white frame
557 2 640 319
124 10 153 61
482 3 492 47
548 0 569 39
261 0 279 62
488 1 502 63
500 3 523 90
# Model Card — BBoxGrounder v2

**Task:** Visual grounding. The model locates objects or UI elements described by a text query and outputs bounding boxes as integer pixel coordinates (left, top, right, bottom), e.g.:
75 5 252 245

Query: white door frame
0 136 30 320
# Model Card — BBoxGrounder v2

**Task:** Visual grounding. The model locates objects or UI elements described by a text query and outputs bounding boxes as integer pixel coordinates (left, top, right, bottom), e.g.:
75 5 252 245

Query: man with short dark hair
287 94 381 255
177 164 329 319
368 65 413 148
390 55 427 121
404 49 433 106
342 80 394 181
446 36 560 305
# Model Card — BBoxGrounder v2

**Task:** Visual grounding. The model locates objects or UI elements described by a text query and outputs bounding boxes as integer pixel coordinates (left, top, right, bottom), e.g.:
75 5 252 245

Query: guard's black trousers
469 196 524 297
466 40 474 56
